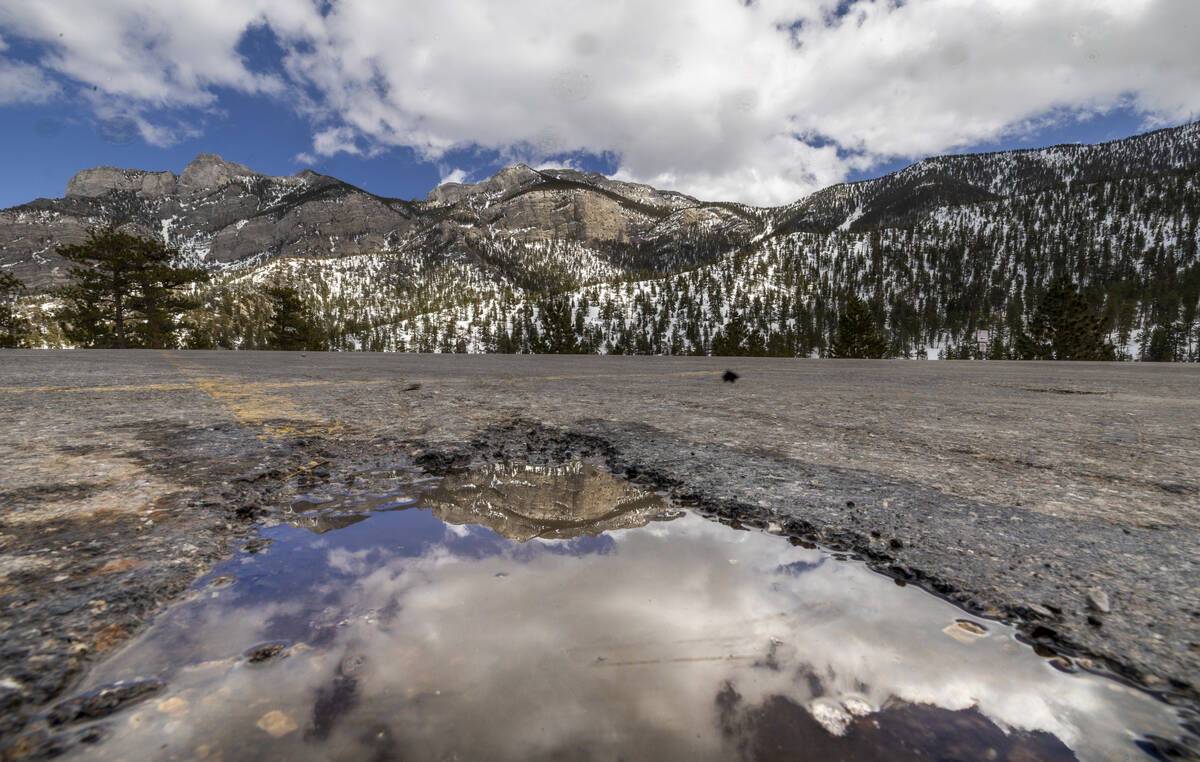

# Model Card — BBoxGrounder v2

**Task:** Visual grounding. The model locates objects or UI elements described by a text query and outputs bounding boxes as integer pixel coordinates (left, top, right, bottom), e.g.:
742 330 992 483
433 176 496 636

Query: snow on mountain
4 122 1198 359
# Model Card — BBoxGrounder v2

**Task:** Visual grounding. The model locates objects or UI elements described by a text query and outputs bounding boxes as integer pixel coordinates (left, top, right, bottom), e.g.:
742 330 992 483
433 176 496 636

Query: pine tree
52 227 207 348
831 295 888 358
1016 276 1115 360
536 295 578 353
0 271 26 348
1144 324 1178 362
264 285 328 351
711 309 747 356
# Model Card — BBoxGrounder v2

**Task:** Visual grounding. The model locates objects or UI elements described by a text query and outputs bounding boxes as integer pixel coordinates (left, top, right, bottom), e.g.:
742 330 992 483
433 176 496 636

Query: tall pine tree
535 295 579 353
0 271 26 348
831 296 888 358
1016 276 1115 360
264 285 328 351
53 227 206 348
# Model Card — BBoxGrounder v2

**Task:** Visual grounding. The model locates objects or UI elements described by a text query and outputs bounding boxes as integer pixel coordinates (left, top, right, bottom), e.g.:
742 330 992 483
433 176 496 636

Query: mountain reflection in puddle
60 463 1185 761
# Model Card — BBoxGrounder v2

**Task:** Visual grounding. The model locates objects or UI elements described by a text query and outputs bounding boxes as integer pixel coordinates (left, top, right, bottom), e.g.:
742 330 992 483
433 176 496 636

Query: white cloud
1 0 1198 204
0 57 58 103
0 2 310 105
311 125 360 156
438 167 468 185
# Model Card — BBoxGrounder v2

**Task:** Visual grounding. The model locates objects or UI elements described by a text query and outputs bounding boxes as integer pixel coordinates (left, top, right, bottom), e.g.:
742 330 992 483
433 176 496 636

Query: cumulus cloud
2 0 1198 204
311 125 361 157
438 167 468 185
0 57 58 103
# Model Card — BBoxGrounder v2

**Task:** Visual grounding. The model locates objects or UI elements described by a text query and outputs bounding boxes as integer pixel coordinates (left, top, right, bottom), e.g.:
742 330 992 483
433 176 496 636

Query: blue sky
1 1 1197 209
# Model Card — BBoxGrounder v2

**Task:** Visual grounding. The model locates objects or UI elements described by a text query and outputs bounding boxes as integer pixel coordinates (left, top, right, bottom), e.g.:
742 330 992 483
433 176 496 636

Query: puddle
38 463 1193 761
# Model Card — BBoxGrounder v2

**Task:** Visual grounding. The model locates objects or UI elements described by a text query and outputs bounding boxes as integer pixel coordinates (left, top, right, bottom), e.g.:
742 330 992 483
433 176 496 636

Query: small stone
955 619 988 636
245 642 288 663
1086 588 1111 613
256 710 298 738
1026 603 1055 619
942 622 986 645
766 522 783 534
208 575 236 589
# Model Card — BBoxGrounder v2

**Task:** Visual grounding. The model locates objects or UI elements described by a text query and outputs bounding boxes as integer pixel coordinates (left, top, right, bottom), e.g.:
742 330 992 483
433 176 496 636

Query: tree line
0 221 1189 361
1 228 327 351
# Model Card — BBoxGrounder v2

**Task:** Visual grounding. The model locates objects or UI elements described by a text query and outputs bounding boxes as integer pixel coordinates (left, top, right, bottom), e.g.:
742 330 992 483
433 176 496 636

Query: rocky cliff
0 154 423 287
0 155 756 289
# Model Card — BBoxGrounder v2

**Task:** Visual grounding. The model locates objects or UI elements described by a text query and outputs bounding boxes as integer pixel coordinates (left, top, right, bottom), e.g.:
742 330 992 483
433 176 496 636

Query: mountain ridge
3 122 1198 360
5 121 1198 288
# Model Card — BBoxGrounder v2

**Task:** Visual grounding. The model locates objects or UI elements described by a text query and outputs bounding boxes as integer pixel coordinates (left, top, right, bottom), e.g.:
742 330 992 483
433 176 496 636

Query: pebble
1086 588 1111 613
942 622 986 645
245 642 288 664
1026 603 1055 619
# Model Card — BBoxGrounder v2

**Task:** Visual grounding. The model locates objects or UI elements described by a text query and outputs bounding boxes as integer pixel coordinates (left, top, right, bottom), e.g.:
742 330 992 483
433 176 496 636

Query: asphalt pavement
1 350 1197 743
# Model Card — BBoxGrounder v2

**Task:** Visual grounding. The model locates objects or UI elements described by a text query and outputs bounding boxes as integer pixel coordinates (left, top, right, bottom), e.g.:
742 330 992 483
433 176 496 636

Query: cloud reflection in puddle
57 463 1186 761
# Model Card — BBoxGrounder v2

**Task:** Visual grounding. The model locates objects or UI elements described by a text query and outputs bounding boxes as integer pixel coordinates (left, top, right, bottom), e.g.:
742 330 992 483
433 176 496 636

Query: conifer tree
831 295 888 358
1016 276 1115 360
711 309 747 355
536 295 579 353
53 227 207 348
264 285 328 351
1144 324 1178 362
0 271 26 348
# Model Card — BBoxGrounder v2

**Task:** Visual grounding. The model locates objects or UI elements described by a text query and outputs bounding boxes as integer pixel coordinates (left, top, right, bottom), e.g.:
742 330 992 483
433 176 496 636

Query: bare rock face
483 186 635 244
65 168 178 199
64 167 139 198
139 171 178 198
540 168 699 212
178 154 260 194
424 163 717 249
427 164 543 205
2 153 748 289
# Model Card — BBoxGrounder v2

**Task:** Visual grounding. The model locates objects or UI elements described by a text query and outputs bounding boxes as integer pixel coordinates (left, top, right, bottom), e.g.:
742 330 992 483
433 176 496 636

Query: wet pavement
17 463 1194 761
2 351 1198 751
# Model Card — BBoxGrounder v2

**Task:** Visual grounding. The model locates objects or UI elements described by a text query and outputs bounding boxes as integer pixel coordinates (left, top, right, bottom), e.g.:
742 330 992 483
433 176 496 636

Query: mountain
1 154 418 287
0 155 756 290
3 123 1198 359
774 123 1200 234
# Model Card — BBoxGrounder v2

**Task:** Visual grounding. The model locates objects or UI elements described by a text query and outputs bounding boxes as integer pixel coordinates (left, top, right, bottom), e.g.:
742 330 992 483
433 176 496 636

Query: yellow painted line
163 355 347 441
187 374 347 440
0 383 196 394
0 379 391 395
0 367 724 395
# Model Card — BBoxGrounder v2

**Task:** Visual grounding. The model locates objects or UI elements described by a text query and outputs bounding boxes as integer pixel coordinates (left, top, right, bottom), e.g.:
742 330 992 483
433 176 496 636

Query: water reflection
49 464 1188 761
274 461 678 543
426 460 680 540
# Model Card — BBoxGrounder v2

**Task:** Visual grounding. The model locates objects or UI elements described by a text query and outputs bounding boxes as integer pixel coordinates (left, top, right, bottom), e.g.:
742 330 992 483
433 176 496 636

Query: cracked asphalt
0 349 1197 747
